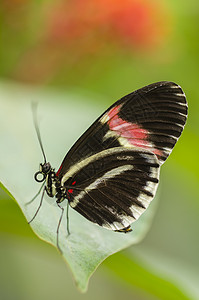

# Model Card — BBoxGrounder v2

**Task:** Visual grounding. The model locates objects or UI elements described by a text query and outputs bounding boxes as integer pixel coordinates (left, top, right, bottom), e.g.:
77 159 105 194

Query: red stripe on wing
107 105 162 157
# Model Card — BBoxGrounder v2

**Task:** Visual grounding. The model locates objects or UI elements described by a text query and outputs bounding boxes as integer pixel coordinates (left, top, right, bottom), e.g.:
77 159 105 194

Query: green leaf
104 252 192 300
0 82 159 291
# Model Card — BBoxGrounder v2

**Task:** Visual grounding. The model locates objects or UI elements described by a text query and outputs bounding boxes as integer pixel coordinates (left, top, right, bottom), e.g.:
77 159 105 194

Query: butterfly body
35 163 66 203
33 81 188 236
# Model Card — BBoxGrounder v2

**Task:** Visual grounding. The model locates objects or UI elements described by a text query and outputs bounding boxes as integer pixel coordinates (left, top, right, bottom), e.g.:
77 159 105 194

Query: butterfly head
34 162 51 182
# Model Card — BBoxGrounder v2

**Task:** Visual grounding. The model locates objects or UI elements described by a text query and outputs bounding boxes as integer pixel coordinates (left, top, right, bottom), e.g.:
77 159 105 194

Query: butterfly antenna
32 102 47 163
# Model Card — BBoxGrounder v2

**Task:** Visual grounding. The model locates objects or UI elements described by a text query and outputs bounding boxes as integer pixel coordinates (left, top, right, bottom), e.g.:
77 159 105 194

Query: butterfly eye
34 171 46 182
42 162 51 173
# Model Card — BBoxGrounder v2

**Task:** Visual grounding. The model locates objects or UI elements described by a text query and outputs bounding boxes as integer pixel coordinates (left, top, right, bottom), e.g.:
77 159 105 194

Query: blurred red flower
8 0 170 83
47 0 169 50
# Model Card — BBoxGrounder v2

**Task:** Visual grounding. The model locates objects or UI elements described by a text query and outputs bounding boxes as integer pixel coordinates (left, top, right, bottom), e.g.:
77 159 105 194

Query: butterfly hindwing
60 148 159 231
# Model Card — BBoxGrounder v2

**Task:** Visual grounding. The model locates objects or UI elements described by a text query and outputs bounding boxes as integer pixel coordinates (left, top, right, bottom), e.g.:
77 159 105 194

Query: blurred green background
1 0 199 299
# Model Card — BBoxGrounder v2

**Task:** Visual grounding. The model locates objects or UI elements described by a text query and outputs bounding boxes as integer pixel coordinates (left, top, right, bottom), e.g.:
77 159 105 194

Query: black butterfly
29 81 188 251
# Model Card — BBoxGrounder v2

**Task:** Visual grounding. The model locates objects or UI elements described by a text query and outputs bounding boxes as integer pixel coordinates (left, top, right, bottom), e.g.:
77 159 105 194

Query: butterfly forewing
57 81 187 179
100 81 187 165
61 148 159 231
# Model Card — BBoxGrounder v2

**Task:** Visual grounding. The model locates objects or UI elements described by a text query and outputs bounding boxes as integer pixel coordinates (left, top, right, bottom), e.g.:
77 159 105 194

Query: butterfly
29 81 188 251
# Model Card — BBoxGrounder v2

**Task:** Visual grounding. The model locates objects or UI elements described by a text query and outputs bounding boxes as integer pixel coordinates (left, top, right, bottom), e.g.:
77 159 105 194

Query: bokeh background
1 0 199 299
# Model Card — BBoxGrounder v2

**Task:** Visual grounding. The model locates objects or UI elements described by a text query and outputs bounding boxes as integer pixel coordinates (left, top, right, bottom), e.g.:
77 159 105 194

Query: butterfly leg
66 201 70 236
114 225 132 233
26 181 45 205
28 185 46 223
56 203 64 254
